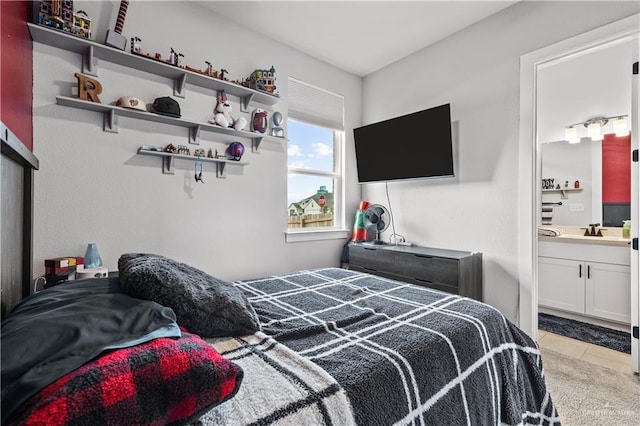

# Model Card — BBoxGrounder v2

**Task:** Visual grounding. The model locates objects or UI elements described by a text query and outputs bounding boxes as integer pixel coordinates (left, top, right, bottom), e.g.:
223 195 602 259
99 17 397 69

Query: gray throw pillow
118 253 260 337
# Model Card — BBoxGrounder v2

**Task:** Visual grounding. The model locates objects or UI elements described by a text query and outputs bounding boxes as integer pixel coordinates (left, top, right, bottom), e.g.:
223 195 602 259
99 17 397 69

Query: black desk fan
363 204 391 245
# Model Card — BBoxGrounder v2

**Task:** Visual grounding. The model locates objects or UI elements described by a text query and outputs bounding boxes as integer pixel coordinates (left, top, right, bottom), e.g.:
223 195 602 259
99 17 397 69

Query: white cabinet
585 262 631 323
538 257 585 314
538 240 631 324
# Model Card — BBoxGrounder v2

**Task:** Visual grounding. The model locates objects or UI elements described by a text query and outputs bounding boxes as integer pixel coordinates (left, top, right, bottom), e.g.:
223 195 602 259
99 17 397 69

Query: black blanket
235 268 560 425
1 278 181 423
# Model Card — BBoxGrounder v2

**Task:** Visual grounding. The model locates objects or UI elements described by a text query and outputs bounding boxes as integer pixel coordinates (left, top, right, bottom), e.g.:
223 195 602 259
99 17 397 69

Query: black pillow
118 253 260 337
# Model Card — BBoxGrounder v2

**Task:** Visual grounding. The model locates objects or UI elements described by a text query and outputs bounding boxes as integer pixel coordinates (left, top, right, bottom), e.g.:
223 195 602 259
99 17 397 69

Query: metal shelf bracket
174 73 187 98
163 156 175 174
240 94 254 112
103 109 118 133
251 135 264 153
216 162 227 179
83 46 98 76
190 125 201 145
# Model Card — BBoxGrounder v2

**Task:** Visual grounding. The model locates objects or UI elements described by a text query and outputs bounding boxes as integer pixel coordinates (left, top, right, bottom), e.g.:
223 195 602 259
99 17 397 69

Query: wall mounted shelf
28 23 280 110
542 187 583 199
56 96 285 151
137 148 248 178
542 188 583 192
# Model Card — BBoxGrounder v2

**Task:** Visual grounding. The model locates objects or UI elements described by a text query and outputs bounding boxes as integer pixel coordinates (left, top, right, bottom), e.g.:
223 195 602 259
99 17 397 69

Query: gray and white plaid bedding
202 332 355 425
233 267 560 425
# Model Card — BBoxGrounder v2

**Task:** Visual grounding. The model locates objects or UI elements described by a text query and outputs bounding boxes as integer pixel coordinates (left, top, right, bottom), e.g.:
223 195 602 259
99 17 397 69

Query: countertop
538 226 631 246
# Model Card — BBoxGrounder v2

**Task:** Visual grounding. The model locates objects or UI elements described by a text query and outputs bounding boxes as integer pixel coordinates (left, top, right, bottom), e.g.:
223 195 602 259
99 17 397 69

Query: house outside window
287 78 344 237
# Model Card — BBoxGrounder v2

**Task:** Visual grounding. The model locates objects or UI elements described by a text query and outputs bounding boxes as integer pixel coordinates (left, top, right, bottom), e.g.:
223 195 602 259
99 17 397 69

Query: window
287 78 344 238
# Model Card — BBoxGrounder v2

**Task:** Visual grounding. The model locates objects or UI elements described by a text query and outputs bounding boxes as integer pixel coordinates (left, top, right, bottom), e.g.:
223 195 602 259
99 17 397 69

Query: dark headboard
1 122 39 318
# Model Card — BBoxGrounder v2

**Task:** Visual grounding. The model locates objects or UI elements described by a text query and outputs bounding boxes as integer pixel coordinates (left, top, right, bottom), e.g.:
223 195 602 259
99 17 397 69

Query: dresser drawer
409 277 459 296
347 243 482 301
349 245 398 271
399 253 459 286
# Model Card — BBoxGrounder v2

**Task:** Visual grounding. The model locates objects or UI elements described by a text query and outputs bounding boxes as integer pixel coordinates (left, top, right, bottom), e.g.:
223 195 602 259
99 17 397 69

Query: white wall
32 1 362 281
361 1 639 323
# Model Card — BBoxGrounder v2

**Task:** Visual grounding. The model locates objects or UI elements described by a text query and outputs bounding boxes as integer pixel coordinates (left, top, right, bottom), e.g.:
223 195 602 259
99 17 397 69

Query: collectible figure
211 90 247 131
248 66 277 95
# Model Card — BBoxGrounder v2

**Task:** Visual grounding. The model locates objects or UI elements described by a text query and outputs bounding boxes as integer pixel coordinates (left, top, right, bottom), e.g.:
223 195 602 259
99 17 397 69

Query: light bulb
565 126 579 144
587 122 602 141
613 116 629 137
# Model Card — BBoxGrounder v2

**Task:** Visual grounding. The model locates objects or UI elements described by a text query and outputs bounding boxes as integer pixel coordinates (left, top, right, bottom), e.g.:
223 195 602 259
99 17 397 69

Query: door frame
518 13 639 371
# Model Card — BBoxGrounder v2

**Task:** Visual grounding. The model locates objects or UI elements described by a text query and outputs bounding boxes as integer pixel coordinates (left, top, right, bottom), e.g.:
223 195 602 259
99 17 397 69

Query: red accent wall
1 0 33 151
602 133 631 203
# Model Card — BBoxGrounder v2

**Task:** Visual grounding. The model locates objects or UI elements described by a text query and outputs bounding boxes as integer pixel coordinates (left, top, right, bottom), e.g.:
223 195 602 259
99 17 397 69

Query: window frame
285 119 348 242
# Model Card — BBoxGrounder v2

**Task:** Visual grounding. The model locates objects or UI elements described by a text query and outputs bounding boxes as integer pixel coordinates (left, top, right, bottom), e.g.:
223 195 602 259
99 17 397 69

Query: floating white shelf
55 96 285 151
137 148 248 178
28 23 280 109
542 188 583 192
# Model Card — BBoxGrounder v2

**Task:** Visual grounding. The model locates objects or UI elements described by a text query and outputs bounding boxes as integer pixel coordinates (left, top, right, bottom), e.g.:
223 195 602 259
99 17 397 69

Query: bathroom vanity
538 230 631 327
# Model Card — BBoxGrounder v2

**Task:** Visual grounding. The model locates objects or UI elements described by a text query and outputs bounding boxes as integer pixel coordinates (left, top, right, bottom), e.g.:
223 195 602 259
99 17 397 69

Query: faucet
583 223 603 237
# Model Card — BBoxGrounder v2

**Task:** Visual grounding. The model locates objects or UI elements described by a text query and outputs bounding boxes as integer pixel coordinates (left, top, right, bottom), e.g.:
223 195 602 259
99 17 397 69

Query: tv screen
353 103 454 183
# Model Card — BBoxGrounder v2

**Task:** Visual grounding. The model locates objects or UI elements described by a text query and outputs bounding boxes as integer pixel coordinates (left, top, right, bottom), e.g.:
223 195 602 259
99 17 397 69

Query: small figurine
130 36 142 54
165 143 177 153
176 145 190 155
204 61 215 77
168 48 184 67
194 148 206 157
219 69 228 81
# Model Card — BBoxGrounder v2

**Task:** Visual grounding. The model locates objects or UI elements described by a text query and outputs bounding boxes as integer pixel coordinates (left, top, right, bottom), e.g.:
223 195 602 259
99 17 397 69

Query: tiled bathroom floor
537 329 634 376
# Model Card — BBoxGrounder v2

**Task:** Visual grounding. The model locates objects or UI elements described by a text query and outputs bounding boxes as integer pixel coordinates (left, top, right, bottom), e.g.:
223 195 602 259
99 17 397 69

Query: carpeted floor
541 348 639 425
538 313 631 354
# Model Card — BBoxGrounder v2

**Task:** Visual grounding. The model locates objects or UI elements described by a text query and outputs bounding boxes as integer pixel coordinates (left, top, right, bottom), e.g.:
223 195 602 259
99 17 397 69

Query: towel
538 227 562 237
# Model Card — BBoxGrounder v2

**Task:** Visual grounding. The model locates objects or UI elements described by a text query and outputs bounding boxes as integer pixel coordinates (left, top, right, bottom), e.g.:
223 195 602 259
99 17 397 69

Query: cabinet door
585 262 631 324
538 257 585 314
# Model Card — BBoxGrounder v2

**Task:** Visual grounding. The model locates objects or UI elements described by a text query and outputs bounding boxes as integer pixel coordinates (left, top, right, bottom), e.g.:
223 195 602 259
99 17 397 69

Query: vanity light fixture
564 114 629 143
586 118 605 141
564 126 579 144
612 116 629 137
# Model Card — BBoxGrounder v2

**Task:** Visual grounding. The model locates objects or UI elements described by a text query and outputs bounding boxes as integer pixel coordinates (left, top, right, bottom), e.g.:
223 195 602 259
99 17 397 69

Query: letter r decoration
74 73 102 103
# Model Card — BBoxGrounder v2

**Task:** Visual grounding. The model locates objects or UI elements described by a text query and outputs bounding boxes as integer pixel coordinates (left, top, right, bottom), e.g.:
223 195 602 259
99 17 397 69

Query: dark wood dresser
347 243 483 301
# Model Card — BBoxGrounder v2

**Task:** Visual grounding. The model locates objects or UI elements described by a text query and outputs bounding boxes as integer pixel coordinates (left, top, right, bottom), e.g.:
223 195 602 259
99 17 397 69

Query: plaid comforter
233 267 560 425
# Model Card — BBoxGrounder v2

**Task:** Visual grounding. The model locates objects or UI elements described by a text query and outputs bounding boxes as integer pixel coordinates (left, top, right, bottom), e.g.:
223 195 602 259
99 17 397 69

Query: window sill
285 228 350 243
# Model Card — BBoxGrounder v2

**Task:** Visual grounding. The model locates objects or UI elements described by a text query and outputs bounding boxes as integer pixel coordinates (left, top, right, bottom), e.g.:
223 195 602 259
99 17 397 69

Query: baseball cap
152 96 181 118
116 96 146 111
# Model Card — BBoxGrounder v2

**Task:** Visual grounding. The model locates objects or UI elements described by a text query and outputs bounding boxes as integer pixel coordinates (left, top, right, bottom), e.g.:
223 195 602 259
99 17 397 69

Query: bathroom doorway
518 14 639 374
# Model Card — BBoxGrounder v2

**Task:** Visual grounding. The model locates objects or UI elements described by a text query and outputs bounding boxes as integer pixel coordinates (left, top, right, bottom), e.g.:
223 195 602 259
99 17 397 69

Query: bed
1 254 560 425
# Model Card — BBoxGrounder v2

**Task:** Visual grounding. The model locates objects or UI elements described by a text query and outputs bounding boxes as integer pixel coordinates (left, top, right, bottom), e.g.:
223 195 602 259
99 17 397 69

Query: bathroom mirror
537 38 633 228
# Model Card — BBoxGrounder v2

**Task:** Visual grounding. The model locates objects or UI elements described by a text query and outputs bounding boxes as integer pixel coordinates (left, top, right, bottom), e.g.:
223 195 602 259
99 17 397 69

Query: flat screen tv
353 103 454 183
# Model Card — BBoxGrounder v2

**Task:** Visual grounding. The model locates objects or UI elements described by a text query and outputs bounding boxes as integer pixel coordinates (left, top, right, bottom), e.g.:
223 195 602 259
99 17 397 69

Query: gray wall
31 1 362 281
361 1 639 323
31 1 640 326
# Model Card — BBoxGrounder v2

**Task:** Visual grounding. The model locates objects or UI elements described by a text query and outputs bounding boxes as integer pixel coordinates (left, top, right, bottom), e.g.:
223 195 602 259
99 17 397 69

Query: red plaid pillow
7 332 242 425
